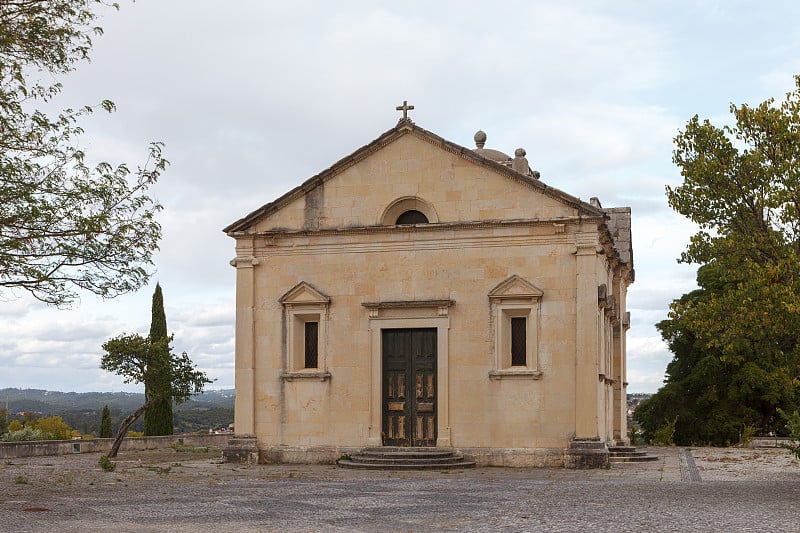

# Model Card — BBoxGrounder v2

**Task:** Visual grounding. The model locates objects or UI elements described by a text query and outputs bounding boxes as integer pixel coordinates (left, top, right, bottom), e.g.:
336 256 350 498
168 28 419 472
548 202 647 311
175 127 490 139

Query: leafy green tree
101 334 211 458
642 76 800 442
667 76 800 367
635 269 758 445
32 415 73 440
0 0 166 306
99 405 112 438
144 283 173 435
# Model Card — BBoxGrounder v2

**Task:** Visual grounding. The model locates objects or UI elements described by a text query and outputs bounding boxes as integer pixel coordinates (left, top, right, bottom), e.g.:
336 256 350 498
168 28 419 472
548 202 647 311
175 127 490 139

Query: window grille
305 321 319 368
511 317 526 366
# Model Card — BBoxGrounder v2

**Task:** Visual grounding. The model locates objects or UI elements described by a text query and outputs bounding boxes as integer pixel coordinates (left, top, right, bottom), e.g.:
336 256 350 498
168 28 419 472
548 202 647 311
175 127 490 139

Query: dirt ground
1 445 800 532
690 445 800 481
1 444 797 491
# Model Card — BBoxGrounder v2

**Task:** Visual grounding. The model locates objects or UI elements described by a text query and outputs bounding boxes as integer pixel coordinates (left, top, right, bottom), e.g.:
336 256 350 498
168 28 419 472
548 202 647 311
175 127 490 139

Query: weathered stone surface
222 436 259 464
224 120 634 468
563 438 610 469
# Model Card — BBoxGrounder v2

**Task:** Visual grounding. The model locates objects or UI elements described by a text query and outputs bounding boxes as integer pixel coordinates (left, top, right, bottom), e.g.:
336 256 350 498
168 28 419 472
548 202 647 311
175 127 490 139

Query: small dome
472 130 510 162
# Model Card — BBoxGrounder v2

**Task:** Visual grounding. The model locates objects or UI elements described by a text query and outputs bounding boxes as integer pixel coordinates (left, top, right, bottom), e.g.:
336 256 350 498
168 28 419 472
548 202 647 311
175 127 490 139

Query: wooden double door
382 328 437 447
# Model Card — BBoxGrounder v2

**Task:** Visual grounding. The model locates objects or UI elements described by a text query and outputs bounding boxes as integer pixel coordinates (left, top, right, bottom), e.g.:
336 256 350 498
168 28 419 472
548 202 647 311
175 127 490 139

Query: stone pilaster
574 231 600 439
231 252 259 436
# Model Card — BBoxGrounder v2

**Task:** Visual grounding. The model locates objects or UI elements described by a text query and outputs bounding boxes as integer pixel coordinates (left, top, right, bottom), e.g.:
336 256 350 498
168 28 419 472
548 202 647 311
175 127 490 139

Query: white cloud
4 1 800 393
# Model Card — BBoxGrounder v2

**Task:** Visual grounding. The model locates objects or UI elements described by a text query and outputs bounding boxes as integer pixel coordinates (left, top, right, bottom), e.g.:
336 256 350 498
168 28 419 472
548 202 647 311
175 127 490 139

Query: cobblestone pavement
1 446 799 532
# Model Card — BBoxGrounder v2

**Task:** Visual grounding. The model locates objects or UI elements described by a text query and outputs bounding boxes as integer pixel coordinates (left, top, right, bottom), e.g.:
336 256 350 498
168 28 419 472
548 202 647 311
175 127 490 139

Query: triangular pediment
223 119 604 234
488 275 543 301
279 281 330 305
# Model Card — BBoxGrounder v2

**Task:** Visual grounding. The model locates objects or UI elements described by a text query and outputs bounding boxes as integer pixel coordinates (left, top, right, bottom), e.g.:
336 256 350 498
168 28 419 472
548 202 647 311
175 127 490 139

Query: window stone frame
279 282 331 382
488 275 543 380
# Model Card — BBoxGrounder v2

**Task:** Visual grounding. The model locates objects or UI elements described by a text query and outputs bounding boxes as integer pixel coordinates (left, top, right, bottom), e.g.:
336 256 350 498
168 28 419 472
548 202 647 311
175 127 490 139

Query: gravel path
1 446 799 532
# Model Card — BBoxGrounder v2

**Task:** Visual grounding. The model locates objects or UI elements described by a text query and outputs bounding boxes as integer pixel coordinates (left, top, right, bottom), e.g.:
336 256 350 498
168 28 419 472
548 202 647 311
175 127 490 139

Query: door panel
382 328 437 447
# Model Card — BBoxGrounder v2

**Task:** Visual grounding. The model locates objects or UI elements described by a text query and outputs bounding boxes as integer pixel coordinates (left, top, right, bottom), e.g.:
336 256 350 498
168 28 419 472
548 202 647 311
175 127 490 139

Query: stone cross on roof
396 100 414 120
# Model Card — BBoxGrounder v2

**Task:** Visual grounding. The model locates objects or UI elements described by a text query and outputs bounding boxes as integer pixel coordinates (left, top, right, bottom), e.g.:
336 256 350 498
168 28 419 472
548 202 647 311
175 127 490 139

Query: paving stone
1 447 799 532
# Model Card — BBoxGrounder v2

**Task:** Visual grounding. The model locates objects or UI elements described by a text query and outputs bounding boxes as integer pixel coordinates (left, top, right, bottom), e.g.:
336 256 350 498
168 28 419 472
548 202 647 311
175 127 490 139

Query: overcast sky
2 0 800 394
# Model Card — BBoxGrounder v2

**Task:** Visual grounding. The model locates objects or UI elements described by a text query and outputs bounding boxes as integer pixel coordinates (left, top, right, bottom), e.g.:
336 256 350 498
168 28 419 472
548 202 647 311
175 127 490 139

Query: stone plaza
1 446 798 531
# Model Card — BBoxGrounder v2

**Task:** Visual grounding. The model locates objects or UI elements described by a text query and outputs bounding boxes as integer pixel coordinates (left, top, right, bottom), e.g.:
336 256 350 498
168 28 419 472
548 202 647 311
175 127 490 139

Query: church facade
223 111 634 467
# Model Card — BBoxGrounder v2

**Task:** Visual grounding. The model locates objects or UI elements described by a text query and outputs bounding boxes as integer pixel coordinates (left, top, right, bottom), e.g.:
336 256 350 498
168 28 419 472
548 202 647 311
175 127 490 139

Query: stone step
339 446 476 470
337 459 477 470
358 447 459 459
609 454 659 463
607 446 659 463
348 455 470 465
609 450 650 457
608 446 637 453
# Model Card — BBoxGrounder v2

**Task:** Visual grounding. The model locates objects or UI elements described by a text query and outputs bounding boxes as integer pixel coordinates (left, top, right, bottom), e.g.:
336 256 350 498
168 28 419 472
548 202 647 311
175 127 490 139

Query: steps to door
337 447 476 470
608 445 659 463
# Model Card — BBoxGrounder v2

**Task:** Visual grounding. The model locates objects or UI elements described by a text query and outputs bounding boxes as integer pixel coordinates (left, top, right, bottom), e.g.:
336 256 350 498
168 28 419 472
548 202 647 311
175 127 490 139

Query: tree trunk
107 399 155 459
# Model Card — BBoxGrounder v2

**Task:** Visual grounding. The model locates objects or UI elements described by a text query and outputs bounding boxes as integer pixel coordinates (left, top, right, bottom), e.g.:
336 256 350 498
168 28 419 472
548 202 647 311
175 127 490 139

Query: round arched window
380 196 438 225
396 210 429 225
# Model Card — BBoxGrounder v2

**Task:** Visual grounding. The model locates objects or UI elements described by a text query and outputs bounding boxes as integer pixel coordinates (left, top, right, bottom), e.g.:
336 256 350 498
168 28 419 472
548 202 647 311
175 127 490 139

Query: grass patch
171 442 217 454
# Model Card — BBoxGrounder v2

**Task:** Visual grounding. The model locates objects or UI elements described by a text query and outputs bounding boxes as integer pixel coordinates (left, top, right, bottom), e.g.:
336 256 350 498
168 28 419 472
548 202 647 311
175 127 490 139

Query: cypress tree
99 405 112 438
143 283 174 435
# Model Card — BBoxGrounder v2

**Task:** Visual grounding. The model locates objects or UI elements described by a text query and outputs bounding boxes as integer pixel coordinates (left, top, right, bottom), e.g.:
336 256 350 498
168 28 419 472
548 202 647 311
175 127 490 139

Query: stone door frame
364 301 452 447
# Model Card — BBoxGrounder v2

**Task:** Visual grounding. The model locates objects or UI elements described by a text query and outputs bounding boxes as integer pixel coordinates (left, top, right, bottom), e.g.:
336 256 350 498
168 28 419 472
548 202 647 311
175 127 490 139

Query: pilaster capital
229 256 260 268
574 232 600 255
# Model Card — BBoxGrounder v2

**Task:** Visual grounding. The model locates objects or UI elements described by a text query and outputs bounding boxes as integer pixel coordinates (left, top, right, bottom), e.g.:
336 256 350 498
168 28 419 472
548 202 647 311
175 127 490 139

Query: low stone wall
750 437 797 448
0 433 230 459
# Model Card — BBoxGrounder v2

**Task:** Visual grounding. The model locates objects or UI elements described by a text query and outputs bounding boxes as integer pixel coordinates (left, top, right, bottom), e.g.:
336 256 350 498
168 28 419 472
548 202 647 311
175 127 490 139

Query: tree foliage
0 0 166 306
144 283 173 435
777 408 800 459
0 414 73 441
635 267 799 445
638 77 800 444
101 332 211 457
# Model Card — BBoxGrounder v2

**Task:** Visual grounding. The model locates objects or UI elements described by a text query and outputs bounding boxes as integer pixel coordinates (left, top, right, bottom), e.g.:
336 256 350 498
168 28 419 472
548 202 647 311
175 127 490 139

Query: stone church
223 105 634 467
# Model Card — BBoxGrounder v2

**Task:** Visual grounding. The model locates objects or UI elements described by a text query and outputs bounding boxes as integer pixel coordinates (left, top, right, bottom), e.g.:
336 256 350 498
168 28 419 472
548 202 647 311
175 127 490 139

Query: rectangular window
511 316 527 366
304 321 319 368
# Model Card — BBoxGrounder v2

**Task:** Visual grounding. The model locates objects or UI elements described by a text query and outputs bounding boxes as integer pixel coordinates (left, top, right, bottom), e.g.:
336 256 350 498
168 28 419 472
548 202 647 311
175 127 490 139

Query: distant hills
1 388 235 436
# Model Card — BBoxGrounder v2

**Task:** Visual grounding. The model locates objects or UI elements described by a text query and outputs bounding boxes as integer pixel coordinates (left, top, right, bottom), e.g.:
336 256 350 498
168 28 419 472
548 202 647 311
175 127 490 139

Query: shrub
99 455 116 472
2 427 46 442
739 425 757 447
777 409 800 459
651 417 678 446
627 425 641 446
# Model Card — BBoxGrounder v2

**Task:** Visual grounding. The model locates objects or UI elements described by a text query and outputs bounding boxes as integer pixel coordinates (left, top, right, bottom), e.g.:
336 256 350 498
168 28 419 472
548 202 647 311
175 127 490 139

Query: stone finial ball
515 148 526 157
474 130 487 147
